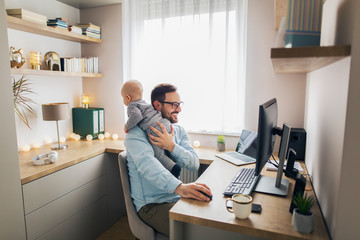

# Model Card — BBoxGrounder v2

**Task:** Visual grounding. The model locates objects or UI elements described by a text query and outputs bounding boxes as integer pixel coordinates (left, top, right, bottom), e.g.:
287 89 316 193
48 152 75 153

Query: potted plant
216 135 225 152
12 75 36 129
292 192 316 234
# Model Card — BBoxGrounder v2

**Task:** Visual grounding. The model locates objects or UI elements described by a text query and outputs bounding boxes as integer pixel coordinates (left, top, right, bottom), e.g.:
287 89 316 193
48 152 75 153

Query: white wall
305 0 359 238
5 0 83 148
246 0 306 147
80 4 125 139
0 0 26 238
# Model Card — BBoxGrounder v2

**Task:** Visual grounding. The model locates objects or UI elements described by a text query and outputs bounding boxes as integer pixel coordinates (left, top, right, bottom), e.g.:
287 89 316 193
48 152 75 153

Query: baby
121 80 181 178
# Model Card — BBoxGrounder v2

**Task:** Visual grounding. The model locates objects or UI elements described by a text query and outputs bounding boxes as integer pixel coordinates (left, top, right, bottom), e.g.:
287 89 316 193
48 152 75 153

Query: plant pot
292 208 314 234
217 142 225 152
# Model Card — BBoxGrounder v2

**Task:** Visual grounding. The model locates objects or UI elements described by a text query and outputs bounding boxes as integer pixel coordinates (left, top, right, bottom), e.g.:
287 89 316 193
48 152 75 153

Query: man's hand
174 183 212 202
124 126 129 133
148 123 175 152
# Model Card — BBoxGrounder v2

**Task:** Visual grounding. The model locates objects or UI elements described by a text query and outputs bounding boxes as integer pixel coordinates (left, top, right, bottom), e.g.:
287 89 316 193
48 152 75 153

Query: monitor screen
255 98 278 176
253 98 291 196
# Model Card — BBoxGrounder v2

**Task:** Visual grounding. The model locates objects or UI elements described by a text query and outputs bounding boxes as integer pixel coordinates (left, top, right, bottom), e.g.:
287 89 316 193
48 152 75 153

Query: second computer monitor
253 98 291 196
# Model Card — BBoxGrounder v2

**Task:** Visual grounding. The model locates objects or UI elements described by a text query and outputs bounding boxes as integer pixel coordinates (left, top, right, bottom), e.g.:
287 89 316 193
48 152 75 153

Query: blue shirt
125 125 199 212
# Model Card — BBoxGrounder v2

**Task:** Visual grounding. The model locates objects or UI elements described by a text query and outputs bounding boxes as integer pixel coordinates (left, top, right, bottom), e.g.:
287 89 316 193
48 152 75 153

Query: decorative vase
217 142 225 152
292 208 314 234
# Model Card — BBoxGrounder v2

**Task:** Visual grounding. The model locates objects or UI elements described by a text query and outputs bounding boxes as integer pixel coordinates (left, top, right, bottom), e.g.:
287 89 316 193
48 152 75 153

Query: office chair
118 151 169 240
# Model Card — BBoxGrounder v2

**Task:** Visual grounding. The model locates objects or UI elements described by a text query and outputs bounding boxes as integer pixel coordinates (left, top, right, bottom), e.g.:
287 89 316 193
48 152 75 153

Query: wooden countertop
18 139 218 184
18 139 126 184
170 159 330 240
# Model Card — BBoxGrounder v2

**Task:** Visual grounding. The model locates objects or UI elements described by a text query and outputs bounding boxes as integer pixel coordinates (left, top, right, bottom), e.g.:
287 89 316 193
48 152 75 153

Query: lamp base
51 144 68 150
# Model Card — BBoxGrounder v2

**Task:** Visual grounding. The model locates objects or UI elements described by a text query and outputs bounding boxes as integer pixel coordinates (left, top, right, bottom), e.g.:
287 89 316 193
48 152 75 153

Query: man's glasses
159 101 184 109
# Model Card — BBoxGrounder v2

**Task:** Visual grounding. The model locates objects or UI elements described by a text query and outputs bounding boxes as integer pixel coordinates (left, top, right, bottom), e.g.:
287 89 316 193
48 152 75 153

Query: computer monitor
253 98 291 196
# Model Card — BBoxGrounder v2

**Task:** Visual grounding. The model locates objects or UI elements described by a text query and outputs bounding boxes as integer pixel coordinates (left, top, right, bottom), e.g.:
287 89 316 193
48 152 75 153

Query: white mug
226 194 252 219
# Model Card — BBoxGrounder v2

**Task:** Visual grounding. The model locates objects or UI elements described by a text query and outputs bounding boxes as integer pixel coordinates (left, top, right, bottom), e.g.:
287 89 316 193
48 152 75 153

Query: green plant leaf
293 192 315 214
12 75 37 129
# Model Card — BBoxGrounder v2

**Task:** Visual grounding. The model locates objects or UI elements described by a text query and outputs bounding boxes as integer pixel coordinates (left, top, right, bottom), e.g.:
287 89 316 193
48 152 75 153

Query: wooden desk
169 152 330 240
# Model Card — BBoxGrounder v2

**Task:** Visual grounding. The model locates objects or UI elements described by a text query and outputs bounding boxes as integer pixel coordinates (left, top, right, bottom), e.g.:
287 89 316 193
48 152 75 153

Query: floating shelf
11 68 103 78
271 45 351 73
7 15 102 43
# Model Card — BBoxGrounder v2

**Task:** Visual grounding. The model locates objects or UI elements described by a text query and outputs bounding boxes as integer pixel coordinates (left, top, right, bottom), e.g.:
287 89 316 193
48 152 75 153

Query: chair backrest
118 151 163 240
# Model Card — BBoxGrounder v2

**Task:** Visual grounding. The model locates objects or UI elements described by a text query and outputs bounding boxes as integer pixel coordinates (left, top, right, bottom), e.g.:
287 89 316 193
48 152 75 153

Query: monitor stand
254 175 289 197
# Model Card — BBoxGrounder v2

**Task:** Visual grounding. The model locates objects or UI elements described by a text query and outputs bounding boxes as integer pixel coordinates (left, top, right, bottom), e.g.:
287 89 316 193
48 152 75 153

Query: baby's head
121 80 143 106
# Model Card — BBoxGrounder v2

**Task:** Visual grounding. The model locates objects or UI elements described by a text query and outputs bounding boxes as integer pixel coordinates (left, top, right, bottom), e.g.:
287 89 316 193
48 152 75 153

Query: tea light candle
81 94 89 109
29 51 41 70
74 134 81 141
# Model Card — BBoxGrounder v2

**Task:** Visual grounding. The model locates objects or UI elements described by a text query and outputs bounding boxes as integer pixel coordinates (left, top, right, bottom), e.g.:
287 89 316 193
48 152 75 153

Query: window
122 0 247 133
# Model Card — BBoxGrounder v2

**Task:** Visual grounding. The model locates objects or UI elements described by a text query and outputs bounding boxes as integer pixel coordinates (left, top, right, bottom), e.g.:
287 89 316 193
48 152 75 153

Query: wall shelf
11 68 103 78
271 45 351 73
7 15 102 43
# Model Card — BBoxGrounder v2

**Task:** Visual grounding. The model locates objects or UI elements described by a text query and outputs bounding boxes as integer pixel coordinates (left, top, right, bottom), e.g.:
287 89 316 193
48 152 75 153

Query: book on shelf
69 25 82 35
75 23 101 31
6 8 47 25
60 57 99 74
83 31 101 39
47 18 68 29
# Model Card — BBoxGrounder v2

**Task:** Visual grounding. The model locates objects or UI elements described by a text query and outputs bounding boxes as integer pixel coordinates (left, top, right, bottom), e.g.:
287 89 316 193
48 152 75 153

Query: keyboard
223 168 259 196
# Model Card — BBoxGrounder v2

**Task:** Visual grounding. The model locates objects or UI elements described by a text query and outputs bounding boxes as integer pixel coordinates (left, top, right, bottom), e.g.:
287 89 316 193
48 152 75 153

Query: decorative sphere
193 140 200 148
112 133 119 140
98 133 104 140
104 132 111 138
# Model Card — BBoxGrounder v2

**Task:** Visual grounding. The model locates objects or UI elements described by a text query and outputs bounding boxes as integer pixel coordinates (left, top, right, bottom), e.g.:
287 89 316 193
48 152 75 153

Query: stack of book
6 8 47 25
68 25 82 35
60 57 99 74
75 23 101 39
47 17 68 30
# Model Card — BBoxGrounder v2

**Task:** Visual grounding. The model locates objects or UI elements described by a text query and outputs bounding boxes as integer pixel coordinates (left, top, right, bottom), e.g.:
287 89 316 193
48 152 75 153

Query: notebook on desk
215 129 257 166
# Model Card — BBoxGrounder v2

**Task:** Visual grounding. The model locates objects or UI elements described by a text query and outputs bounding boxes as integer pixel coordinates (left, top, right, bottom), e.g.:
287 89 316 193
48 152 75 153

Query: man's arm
147 123 212 200
148 123 199 171
125 127 182 193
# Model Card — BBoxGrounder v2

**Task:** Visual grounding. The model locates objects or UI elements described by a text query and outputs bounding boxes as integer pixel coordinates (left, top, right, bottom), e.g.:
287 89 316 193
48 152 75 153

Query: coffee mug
226 194 252 219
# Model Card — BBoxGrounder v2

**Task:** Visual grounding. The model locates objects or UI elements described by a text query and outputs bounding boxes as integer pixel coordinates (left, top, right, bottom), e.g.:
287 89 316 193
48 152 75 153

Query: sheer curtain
122 0 247 134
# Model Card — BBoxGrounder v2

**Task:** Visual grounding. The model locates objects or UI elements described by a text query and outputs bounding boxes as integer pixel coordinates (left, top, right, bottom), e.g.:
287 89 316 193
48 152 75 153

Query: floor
97 216 136 240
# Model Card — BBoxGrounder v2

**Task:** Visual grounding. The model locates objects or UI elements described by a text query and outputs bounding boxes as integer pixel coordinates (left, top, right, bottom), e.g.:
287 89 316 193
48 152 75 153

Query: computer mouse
199 191 212 201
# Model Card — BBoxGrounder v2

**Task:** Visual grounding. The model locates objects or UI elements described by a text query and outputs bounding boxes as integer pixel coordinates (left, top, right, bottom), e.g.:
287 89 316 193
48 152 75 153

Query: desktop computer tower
288 128 306 161
72 107 105 139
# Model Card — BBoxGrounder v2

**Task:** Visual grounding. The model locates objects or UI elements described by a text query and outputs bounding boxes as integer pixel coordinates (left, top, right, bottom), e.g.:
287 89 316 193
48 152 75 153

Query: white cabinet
22 153 124 240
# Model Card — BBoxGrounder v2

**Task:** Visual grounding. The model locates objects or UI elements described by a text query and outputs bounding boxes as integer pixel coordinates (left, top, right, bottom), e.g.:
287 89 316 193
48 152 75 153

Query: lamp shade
42 103 70 121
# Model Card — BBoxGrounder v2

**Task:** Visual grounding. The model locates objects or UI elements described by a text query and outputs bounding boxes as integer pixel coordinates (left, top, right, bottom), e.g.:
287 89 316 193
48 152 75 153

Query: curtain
122 0 247 134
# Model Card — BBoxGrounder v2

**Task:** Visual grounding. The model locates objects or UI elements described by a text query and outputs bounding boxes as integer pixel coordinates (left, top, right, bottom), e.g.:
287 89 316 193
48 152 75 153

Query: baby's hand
124 126 129 133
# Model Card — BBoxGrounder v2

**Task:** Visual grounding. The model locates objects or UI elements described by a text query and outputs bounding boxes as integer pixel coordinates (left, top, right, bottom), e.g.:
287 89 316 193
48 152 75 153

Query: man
124 83 212 236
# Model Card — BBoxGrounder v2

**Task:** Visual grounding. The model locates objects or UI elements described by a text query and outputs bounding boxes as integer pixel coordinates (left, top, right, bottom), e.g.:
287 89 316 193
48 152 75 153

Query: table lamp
42 103 69 150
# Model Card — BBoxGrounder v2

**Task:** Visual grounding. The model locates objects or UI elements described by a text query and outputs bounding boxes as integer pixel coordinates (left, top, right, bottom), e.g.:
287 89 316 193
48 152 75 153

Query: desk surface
19 140 330 239
169 154 330 240
18 139 214 184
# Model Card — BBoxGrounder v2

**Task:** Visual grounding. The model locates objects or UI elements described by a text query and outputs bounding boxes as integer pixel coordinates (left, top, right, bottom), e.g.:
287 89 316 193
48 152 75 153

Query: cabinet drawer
23 154 105 214
26 175 106 240
37 197 107 240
